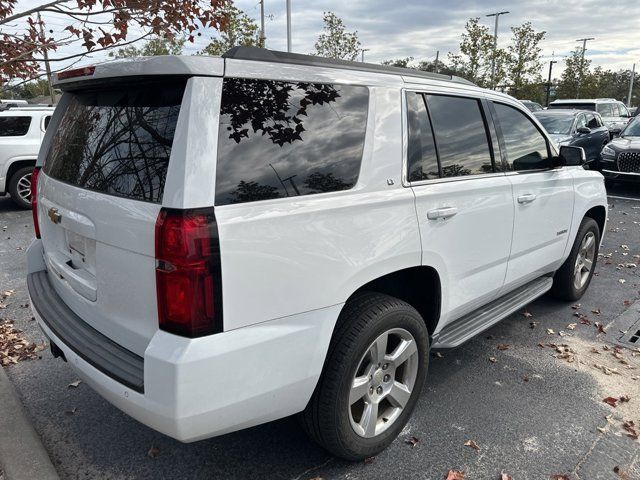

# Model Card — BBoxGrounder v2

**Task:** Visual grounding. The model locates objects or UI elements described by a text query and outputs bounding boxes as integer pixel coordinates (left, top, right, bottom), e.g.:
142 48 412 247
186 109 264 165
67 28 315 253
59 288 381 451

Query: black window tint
493 103 549 171
406 92 438 181
215 79 368 205
597 103 613 116
0 116 31 136
44 81 185 203
44 115 51 130
586 113 599 129
426 95 493 177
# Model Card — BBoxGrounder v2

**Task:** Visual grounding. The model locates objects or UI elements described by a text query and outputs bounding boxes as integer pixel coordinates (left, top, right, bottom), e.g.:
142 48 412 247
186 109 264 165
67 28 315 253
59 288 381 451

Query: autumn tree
108 36 186 58
200 5 263 56
505 22 545 97
0 0 229 87
314 11 361 61
448 17 498 87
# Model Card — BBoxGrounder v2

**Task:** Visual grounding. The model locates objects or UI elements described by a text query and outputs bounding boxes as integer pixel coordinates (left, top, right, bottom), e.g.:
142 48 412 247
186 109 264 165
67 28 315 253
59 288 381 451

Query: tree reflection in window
216 78 369 205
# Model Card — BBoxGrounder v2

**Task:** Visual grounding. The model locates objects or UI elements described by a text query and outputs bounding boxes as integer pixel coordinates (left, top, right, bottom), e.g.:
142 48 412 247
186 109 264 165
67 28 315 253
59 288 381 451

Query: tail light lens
31 167 41 238
155 208 223 337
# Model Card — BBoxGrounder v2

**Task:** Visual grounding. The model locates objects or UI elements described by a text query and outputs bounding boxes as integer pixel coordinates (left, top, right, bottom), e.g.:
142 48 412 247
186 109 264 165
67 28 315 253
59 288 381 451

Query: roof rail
222 46 476 86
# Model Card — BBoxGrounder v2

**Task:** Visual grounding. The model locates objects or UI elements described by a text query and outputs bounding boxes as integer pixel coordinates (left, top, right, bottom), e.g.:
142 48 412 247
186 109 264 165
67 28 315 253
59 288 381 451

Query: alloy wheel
573 231 596 290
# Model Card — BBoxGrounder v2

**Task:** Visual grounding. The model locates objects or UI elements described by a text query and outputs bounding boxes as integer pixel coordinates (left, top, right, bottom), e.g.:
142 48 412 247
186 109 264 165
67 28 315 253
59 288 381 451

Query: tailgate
37 79 186 356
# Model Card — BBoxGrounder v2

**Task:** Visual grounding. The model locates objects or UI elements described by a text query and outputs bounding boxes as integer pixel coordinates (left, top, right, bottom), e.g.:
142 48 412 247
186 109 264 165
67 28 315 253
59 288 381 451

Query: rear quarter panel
565 168 607 256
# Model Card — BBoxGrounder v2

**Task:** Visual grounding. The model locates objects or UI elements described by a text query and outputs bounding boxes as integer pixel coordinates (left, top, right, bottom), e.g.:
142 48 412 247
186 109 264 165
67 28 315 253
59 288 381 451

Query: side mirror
554 145 586 167
576 126 591 134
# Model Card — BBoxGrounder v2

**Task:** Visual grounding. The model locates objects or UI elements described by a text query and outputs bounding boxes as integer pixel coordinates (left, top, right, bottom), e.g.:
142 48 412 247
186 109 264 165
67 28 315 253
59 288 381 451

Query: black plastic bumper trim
27 271 144 393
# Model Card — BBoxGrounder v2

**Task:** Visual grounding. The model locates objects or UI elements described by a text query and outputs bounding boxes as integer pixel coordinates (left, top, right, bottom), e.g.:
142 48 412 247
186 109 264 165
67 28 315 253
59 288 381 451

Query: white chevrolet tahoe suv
27 48 607 460
0 107 54 208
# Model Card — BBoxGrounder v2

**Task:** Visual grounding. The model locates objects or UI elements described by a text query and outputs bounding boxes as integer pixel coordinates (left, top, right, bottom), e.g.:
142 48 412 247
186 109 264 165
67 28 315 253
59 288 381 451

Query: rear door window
215 78 369 205
0 116 32 136
44 80 186 203
492 103 550 171
425 94 494 177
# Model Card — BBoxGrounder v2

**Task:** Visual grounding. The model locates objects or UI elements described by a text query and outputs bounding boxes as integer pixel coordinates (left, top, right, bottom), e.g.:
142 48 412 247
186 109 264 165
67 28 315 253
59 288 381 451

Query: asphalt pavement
0 183 639 480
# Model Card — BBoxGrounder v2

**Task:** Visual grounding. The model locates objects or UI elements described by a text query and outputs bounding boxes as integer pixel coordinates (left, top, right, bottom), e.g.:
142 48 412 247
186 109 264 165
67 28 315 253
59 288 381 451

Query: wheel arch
584 205 606 237
337 266 442 336
6 158 36 189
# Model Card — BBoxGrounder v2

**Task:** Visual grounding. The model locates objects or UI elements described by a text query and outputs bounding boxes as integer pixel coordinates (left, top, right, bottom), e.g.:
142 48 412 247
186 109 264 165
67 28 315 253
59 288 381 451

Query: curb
0 367 59 480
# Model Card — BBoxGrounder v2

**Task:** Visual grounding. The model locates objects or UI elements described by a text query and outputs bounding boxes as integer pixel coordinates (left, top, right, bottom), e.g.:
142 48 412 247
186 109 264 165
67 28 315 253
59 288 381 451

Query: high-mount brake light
56 66 95 80
155 208 223 338
31 167 41 238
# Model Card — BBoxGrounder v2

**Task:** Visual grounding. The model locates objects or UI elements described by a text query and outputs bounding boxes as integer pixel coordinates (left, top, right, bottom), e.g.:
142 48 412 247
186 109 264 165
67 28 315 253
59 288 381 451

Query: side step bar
431 276 553 349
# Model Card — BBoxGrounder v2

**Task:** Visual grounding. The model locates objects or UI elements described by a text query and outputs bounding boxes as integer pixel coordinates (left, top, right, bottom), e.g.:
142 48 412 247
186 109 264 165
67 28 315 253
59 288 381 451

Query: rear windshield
535 114 574 135
549 103 596 112
0 116 32 136
44 80 185 203
215 78 369 205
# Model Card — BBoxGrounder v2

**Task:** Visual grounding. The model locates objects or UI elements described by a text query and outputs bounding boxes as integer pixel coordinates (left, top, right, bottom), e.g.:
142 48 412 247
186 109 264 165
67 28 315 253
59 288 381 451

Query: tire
8 166 33 210
300 292 429 460
551 217 600 301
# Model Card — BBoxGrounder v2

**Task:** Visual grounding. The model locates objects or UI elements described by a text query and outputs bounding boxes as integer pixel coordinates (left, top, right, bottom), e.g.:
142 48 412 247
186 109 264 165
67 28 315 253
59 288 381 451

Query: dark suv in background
549 98 632 137
600 115 640 183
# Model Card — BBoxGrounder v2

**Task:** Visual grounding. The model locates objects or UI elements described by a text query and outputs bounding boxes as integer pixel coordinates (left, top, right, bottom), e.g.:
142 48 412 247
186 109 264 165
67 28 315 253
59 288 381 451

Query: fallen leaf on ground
147 446 159 458
595 323 606 334
521 311 532 318
591 308 601 315
580 317 591 325
500 472 513 480
497 344 510 351
622 420 638 440
68 380 82 388
364 457 375 464
550 475 570 480
614 466 631 479
464 439 480 451
546 328 555 335
566 323 577 330
530 321 539 329
405 436 419 448
619 394 631 403
590 347 601 354
445 470 465 480
597 426 607 433
571 303 581 309
603 396 619 407
435 352 444 359
623 300 632 307
619 279 626 284
594 364 620 375
538 342 545 348
0 321 45 366
489 356 497 363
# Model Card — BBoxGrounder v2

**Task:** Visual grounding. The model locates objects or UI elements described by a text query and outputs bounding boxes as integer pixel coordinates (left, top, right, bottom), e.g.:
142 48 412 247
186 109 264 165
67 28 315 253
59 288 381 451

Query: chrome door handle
517 194 537 204
427 207 458 220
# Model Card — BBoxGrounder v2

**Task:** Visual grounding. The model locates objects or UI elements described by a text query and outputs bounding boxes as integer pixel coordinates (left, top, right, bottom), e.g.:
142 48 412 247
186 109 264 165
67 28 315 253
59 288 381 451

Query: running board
431 276 553 349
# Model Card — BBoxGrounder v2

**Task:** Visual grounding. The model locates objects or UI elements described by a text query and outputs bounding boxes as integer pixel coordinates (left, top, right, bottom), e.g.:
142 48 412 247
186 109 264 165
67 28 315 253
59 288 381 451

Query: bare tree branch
0 0 70 25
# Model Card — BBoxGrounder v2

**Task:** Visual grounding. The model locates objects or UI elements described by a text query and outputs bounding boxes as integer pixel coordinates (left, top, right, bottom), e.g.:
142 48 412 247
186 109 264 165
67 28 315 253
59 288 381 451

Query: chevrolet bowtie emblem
48 207 61 224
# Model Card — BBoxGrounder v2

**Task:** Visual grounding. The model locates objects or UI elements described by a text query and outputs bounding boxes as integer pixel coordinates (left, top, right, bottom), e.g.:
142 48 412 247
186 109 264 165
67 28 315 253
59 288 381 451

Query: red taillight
155 208 222 337
56 66 95 80
31 167 41 238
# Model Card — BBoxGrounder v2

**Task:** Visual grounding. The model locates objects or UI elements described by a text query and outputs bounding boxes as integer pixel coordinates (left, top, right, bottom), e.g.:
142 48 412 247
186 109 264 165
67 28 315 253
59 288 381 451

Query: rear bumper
27 245 339 442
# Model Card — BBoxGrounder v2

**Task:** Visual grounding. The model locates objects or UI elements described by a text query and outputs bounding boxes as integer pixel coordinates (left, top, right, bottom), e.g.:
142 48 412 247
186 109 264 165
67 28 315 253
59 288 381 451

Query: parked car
0 106 54 208
26 47 607 461
600 115 640 182
534 109 609 169
0 99 28 110
520 100 544 112
548 98 631 137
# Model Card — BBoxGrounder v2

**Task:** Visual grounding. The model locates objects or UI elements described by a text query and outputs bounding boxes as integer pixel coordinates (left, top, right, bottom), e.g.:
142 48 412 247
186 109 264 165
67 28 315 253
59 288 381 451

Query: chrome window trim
603 169 640 177
401 88 503 188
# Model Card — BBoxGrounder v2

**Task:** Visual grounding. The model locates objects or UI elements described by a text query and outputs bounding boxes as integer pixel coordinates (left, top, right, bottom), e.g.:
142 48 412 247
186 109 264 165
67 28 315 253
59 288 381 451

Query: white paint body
28 56 607 442
0 108 53 193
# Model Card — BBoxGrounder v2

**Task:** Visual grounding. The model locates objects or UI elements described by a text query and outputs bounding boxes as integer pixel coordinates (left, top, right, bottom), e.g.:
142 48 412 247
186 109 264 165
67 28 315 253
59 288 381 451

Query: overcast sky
10 0 640 78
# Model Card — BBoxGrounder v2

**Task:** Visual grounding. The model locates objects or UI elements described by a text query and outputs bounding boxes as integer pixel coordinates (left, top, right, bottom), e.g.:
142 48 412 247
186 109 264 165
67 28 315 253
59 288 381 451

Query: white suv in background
0 106 54 208
549 98 632 137
27 48 607 460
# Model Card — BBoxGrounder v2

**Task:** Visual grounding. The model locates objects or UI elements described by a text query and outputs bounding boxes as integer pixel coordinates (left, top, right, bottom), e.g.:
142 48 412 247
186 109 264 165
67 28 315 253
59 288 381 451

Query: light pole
486 11 509 89
360 48 370 62
286 0 292 52
575 37 594 98
545 59 557 107
627 63 635 108
259 0 265 46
